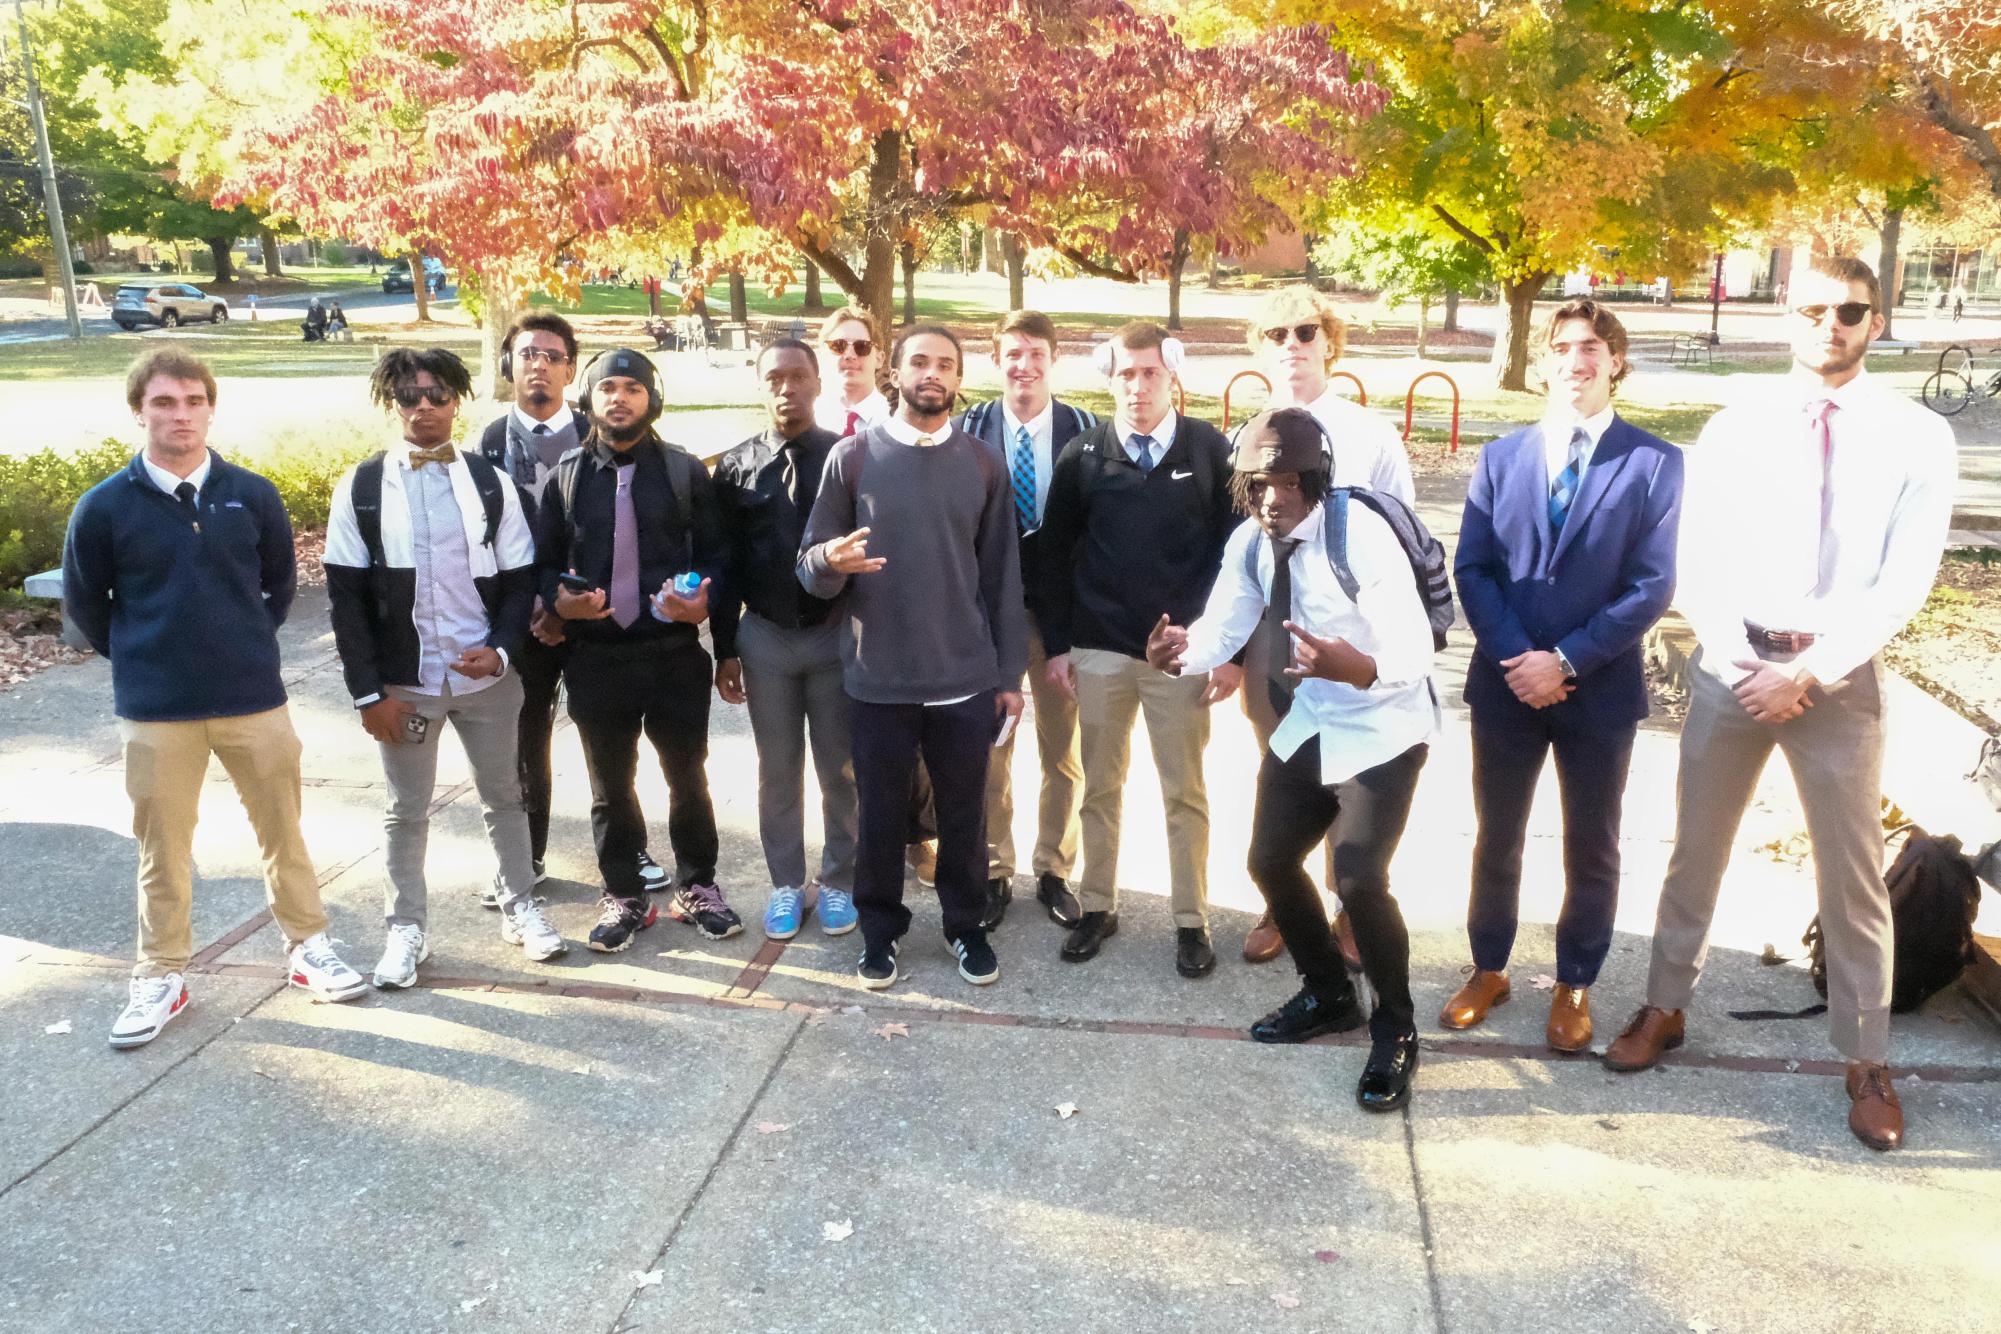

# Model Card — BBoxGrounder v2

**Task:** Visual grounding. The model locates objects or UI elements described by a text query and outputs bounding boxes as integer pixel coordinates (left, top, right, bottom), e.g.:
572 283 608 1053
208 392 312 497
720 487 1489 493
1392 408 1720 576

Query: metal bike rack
1403 371 1462 453
1329 370 1367 406
1221 370 1271 430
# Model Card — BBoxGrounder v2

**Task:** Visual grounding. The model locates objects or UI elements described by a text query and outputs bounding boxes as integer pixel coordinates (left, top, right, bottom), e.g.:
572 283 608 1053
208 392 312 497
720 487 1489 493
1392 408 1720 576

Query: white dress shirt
512 403 576 438
1276 384 1415 506
816 389 890 436
1000 399 1055 528
1540 402 1615 487
1113 410 1177 468
142 452 212 502
1675 367 1955 686
511 404 577 499
1180 502 1439 784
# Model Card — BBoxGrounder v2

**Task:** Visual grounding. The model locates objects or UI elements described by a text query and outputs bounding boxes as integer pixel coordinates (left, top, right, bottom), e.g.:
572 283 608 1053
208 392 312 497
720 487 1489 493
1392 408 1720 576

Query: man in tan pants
63 350 367 1050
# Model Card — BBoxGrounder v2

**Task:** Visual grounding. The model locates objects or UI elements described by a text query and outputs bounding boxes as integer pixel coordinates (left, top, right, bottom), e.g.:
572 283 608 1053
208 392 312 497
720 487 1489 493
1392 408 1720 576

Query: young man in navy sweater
64 350 366 1049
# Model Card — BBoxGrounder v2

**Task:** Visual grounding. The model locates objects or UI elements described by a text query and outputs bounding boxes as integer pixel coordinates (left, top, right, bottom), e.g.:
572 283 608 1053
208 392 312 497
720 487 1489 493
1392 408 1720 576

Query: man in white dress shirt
1604 257 1955 1153
1235 286 1415 968
1148 408 1439 1112
814 305 891 438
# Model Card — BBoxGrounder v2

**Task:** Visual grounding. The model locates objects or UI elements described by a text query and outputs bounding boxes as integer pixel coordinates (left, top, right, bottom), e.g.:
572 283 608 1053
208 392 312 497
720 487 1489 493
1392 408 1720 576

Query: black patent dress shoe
1036 873 1083 927
1060 911 1119 962
1356 1031 1419 1113
1249 985 1365 1043
979 876 1013 930
1175 926 1216 978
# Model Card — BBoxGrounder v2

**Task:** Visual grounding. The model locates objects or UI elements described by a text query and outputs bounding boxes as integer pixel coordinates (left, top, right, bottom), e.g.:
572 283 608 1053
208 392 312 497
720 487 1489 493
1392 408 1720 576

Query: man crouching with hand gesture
1145 408 1439 1114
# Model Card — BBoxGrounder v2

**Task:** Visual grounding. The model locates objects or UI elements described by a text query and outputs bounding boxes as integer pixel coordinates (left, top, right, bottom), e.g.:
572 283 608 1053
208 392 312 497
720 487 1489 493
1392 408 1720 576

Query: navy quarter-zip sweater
62 449 295 721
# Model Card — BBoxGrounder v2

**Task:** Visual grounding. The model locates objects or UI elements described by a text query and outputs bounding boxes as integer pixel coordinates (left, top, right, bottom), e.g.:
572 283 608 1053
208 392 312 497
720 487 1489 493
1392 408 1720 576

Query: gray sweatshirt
797 423 1028 704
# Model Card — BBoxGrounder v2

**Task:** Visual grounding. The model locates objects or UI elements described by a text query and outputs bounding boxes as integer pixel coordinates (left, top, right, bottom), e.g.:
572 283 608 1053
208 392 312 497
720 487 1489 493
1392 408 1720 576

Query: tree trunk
803 255 822 311
1207 246 1222 290
1876 207 1904 339
481 281 519 404
1443 287 1460 332
1490 273 1549 391
258 224 282 278
728 272 748 323
1416 295 1431 360
207 236 235 284
1001 232 1026 311
411 249 432 322
901 240 917 324
1166 226 1192 330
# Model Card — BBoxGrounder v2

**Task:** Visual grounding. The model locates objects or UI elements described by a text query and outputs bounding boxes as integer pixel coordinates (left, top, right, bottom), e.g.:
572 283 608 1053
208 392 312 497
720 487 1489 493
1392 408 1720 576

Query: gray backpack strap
1322 489 1363 601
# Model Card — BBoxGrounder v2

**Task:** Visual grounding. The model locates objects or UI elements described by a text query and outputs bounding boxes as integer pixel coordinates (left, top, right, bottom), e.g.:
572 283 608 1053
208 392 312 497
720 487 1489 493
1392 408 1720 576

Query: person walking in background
1443 300 1682 1051
64 350 366 1048
325 348 565 990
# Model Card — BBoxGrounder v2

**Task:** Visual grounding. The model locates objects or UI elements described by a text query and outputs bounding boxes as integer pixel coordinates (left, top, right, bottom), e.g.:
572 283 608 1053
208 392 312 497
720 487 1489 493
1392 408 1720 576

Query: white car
112 282 230 330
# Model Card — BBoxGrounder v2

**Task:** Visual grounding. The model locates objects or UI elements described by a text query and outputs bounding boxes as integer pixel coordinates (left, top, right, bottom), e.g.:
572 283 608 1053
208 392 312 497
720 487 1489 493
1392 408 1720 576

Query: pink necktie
843 409 860 438
1806 398 1837 595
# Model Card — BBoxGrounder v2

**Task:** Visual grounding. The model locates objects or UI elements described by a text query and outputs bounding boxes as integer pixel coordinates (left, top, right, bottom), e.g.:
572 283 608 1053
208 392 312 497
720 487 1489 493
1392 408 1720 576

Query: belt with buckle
1745 623 1816 655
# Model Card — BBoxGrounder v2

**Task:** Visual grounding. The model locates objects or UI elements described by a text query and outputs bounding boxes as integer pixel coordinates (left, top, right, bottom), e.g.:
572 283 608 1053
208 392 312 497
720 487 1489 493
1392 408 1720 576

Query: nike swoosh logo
1170 469 1193 479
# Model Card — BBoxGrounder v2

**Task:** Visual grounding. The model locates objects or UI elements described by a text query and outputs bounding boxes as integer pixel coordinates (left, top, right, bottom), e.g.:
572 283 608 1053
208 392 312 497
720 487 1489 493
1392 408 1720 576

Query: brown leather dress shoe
905 842 937 888
1243 912 1285 963
1545 984 1592 1053
1332 909 1362 974
1602 1005 1684 1072
1439 968 1510 1029
1846 1062 1905 1151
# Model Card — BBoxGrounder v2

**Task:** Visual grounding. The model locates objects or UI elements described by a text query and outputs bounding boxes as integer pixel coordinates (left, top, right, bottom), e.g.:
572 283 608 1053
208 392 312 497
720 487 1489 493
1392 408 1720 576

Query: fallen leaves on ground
822 1218 855 1243
0 607 90 692
754 1121 791 1135
872 1021 910 1041
1528 974 1558 991
632 1270 663 1287
43 1020 71 1036
1312 1249 1340 1263
1272 1292 1302 1309
1053 1102 1080 1119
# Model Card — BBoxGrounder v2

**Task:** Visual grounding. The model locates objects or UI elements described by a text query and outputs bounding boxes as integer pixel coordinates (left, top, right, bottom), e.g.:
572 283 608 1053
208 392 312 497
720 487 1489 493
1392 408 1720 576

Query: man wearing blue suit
1441 300 1683 1052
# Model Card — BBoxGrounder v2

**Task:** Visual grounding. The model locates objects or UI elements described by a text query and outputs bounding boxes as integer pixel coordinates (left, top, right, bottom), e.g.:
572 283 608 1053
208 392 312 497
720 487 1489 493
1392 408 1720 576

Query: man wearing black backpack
325 348 567 988
1037 321 1241 979
1147 408 1440 1113
536 348 741 953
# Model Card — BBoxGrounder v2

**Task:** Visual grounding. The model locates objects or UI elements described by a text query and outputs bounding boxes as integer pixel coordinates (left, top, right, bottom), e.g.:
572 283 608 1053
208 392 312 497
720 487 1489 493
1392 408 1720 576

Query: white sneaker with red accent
110 973 189 1049
289 932 368 1002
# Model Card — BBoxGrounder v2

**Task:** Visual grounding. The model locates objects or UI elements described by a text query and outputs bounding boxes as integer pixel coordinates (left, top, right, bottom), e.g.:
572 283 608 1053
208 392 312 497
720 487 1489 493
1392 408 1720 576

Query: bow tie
408 444 457 468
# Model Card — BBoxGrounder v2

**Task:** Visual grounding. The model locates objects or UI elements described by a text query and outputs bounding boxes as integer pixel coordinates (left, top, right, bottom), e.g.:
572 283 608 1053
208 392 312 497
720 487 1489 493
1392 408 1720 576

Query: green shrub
258 437 378 529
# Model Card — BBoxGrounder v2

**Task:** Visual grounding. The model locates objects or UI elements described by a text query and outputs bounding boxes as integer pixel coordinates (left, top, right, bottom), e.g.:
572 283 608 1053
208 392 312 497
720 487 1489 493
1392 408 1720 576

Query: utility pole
10 0 82 340
1707 251 1724 346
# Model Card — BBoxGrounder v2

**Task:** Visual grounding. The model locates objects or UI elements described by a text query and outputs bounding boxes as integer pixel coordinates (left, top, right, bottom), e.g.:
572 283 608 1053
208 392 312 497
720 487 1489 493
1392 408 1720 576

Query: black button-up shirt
712 425 839 658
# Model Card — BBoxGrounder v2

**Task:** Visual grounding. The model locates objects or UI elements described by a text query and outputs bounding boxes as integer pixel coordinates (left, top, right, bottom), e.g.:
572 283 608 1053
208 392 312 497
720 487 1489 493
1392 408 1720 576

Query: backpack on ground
350 450 506 570
1243 487 1455 650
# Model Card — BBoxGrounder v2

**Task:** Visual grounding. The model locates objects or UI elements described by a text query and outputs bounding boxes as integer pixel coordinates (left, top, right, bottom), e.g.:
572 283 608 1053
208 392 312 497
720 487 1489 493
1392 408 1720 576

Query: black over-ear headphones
578 347 664 420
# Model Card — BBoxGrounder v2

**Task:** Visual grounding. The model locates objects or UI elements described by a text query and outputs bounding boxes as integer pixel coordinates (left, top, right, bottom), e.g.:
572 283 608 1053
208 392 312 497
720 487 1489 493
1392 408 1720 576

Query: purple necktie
1806 398 1837 594
611 461 641 629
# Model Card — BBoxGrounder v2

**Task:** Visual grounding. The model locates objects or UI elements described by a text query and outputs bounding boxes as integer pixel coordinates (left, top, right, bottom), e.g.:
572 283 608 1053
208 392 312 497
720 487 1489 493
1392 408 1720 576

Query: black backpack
1243 487 1456 650
554 437 697 535
350 450 507 569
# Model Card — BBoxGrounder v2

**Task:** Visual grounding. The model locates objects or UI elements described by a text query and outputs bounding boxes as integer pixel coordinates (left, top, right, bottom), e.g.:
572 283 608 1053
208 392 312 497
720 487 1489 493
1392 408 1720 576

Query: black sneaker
858 940 899 990
979 876 1013 930
669 881 744 939
1036 873 1082 927
637 850 670 890
587 897 657 953
950 929 1000 985
1249 985 1366 1044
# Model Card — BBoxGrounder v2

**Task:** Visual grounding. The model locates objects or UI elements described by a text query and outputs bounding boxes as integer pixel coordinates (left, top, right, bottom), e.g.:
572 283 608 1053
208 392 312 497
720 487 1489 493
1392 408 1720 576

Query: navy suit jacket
1454 414 1683 728
956 397 1096 639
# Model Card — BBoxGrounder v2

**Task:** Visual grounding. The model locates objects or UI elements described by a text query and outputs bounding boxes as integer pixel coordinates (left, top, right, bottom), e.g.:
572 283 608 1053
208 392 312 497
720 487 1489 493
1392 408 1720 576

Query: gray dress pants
737 612 858 893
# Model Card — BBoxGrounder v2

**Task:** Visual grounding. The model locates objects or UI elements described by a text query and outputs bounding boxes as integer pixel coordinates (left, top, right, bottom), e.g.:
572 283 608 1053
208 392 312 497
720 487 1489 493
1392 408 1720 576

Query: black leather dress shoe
979 876 1013 930
1175 927 1216 978
1249 985 1365 1043
1356 1032 1419 1113
1036 873 1083 927
1060 911 1119 962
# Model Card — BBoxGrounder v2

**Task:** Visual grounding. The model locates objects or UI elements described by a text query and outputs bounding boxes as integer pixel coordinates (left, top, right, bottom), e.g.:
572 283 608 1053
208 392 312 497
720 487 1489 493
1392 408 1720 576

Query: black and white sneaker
949 929 1000 986
858 940 899 990
532 857 548 885
637 850 669 890
587 897 658 953
669 881 744 940
478 873 504 910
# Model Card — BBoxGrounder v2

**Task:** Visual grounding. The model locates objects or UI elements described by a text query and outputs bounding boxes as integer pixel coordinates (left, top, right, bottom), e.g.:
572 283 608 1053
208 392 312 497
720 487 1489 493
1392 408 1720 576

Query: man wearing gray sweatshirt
799 324 1028 991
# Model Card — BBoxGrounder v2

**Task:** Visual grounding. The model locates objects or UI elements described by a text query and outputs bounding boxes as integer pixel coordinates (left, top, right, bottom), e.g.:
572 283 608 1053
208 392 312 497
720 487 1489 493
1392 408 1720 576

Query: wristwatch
1553 648 1578 681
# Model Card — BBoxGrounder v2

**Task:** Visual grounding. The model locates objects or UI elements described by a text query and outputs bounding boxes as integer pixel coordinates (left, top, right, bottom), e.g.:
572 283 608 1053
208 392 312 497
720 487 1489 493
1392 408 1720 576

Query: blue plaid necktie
1548 427 1587 534
1129 433 1155 473
1010 424 1037 530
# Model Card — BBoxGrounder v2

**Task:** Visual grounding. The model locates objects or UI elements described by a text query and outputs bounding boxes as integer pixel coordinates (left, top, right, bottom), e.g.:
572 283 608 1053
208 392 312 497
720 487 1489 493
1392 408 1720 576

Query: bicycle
1922 343 2001 415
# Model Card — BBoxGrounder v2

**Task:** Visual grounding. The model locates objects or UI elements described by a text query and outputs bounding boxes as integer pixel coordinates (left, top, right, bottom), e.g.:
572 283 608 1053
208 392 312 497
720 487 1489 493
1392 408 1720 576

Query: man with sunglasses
475 313 672 900
326 348 566 988
1606 257 1955 1152
815 305 890 439
1235 288 1415 970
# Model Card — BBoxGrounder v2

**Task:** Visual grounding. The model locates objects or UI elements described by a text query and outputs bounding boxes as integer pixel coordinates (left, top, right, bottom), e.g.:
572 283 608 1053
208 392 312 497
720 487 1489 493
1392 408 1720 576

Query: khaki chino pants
118 704 327 978
985 624 1082 881
1073 646 1211 927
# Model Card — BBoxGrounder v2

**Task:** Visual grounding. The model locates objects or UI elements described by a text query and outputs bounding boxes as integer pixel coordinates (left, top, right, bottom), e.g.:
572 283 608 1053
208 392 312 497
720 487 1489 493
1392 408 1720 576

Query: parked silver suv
112 283 230 330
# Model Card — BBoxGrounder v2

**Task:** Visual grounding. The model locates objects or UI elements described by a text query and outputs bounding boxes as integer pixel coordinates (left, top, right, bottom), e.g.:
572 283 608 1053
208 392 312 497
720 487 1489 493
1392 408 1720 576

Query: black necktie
782 440 810 512
174 481 197 514
1264 537 1301 718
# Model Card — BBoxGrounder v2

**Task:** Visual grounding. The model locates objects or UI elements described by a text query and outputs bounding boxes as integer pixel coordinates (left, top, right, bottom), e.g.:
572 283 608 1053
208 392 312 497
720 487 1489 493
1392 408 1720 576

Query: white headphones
1093 335 1187 378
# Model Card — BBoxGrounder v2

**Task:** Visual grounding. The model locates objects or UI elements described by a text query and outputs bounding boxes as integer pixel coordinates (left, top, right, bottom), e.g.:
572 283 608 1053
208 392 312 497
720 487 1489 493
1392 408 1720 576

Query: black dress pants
564 638 718 901
513 632 567 865
850 692 996 950
1247 737 1427 1041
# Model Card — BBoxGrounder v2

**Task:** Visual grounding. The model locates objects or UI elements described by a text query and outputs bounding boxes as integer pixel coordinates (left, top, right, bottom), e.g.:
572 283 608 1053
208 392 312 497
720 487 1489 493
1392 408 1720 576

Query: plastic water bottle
672 571 702 598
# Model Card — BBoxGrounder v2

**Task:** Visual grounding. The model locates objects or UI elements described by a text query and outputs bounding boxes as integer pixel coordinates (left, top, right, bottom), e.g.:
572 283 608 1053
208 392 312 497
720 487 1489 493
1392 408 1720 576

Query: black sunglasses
1261 323 1320 346
1793 302 1873 328
825 338 874 357
393 385 455 408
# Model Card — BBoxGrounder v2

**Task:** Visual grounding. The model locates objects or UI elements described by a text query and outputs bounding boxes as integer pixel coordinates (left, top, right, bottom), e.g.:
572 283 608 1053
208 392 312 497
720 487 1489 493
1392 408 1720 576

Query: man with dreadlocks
325 347 566 989
1147 407 1439 1114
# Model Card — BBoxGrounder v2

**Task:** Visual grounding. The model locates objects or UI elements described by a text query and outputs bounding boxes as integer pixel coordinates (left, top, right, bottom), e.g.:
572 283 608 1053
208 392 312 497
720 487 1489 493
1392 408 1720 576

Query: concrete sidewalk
4 487 1999 1331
